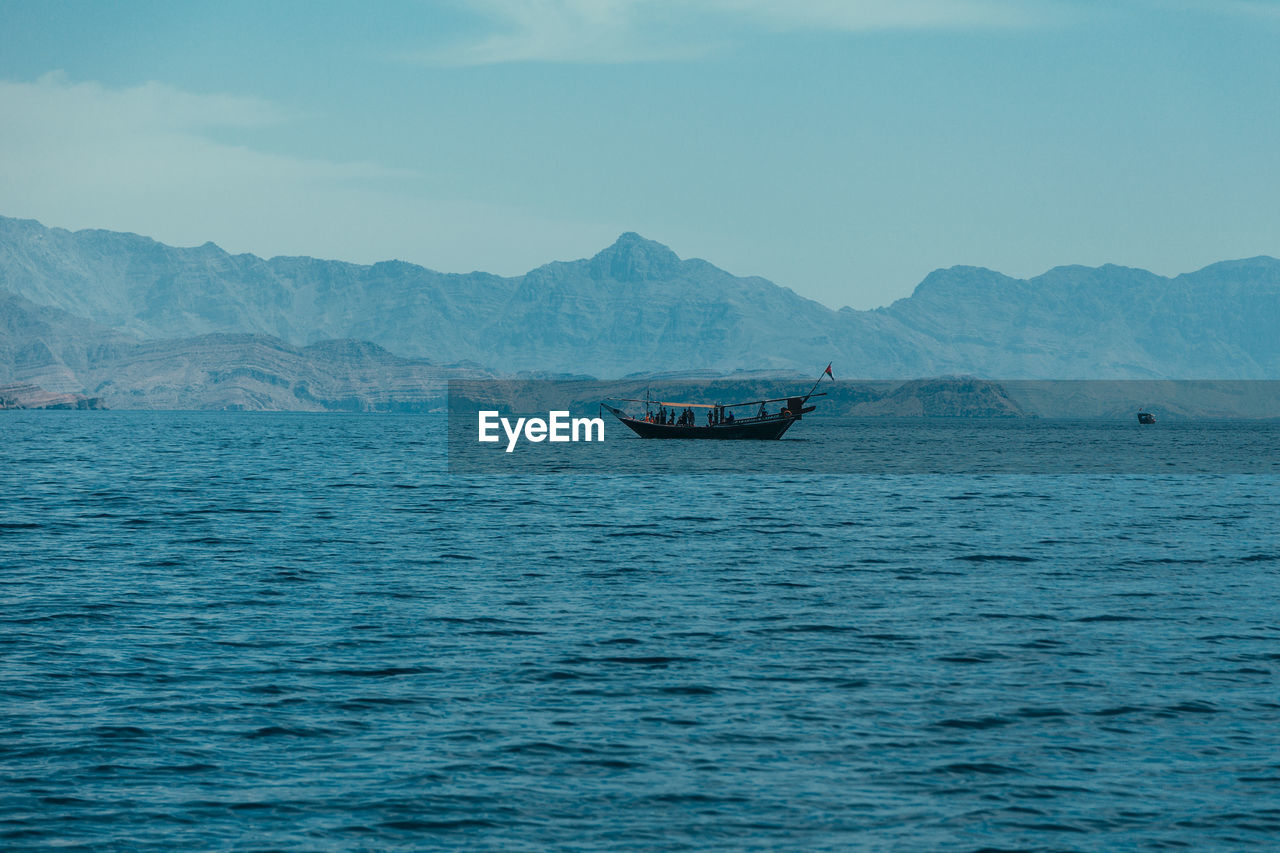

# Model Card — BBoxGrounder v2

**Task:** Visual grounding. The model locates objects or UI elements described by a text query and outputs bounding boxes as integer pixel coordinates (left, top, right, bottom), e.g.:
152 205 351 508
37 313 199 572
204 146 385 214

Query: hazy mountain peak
0 215 45 233
1029 263 1166 290
1180 255 1280 284
588 232 681 282
909 265 1011 299
369 259 421 275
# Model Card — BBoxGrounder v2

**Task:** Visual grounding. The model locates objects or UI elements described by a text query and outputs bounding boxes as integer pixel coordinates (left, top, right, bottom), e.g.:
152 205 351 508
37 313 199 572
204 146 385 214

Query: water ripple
2 412 1279 850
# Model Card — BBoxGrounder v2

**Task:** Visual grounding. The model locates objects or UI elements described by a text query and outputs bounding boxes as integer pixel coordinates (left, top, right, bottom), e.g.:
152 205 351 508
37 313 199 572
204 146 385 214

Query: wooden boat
603 365 832 440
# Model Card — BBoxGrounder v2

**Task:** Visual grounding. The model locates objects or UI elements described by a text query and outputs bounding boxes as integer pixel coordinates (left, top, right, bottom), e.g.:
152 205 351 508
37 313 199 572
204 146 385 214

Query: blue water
3 412 1280 851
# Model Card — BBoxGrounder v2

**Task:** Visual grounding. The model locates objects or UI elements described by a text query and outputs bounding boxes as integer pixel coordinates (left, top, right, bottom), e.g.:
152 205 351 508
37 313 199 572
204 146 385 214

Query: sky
1 0 1278 310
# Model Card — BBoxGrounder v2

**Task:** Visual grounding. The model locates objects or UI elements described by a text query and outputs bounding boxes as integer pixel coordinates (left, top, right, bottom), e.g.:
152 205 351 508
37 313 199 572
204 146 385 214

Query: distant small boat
1137 411 1156 424
603 364 833 440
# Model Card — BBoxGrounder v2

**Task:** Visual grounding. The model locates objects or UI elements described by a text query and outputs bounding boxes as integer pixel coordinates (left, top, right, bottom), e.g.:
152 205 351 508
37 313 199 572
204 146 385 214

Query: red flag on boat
824 363 834 379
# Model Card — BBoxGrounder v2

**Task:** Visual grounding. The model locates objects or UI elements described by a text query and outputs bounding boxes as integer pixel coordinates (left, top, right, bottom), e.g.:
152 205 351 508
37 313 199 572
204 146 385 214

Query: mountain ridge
2 215 1279 382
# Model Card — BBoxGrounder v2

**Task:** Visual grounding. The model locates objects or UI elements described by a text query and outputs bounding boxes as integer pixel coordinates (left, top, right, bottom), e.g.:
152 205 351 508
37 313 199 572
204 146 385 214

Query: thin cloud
0 72 618 276
0 72 395 182
711 0 1064 31
6 71 292 132
420 0 1069 66
423 0 714 65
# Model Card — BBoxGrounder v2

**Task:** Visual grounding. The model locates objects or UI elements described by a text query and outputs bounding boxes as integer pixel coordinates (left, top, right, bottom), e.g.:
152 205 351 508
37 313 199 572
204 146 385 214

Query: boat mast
801 363 834 402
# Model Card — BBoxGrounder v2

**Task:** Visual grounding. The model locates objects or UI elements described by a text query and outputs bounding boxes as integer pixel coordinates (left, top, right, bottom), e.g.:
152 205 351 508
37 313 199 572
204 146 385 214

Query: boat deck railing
629 410 796 426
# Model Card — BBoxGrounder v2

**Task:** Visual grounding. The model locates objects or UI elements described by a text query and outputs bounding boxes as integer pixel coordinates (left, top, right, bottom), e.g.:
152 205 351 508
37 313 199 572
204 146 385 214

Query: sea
3 411 1279 851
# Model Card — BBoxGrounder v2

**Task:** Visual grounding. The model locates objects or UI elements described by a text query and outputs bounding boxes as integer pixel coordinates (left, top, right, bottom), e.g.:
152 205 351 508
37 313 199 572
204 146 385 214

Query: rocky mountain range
0 289 479 411
2 214 1279 409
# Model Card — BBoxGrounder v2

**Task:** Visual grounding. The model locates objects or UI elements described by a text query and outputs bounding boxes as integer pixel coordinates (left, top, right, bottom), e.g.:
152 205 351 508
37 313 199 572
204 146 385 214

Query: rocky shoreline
0 383 107 410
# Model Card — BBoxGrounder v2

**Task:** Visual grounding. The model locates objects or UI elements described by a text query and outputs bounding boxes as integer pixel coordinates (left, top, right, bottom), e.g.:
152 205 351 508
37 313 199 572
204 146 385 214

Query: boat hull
616 415 798 440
